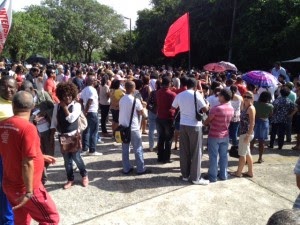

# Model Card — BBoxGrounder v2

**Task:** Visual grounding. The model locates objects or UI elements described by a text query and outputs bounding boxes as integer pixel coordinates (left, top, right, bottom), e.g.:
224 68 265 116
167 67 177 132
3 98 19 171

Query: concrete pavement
37 134 299 225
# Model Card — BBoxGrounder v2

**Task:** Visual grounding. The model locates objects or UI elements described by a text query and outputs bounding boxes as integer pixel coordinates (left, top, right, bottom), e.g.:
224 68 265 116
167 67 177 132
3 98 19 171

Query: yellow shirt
0 96 13 121
110 89 124 110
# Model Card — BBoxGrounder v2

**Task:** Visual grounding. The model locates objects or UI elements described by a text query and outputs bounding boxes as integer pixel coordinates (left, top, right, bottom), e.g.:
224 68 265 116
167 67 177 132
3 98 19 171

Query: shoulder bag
115 97 136 144
194 91 203 121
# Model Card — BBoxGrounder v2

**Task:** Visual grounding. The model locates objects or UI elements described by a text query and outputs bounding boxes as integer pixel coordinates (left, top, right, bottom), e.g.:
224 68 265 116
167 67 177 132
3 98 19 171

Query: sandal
257 159 264 164
242 173 253 178
230 172 242 178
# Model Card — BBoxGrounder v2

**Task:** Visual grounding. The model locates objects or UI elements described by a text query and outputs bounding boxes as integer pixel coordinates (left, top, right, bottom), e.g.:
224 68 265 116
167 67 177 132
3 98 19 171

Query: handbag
229 146 239 158
194 91 203 121
115 97 136 144
78 111 88 132
59 132 82 153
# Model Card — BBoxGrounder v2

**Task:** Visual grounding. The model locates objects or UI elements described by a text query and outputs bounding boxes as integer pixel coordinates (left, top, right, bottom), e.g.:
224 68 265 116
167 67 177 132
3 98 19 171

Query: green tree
2 9 53 62
42 0 125 62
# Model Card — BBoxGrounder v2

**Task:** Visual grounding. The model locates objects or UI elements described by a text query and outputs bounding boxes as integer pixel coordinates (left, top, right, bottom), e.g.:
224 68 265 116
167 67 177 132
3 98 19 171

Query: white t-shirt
80 86 99 112
206 95 220 108
255 86 277 102
172 89 207 127
119 94 143 131
56 74 65 83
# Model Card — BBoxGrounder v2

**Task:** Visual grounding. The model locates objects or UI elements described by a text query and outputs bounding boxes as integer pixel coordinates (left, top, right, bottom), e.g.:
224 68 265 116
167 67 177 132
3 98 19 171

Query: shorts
111 109 119 123
238 134 254 156
254 118 269 141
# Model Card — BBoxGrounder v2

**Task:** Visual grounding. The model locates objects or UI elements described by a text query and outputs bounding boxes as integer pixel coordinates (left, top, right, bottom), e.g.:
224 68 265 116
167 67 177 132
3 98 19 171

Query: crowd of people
0 60 300 224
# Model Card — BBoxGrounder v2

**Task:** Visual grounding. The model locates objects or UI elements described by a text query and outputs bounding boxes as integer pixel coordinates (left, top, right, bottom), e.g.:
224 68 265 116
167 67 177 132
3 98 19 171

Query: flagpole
188 12 191 71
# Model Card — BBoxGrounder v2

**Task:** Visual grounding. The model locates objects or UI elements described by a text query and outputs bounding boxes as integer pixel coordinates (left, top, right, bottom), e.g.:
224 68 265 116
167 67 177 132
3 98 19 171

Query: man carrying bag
118 81 151 175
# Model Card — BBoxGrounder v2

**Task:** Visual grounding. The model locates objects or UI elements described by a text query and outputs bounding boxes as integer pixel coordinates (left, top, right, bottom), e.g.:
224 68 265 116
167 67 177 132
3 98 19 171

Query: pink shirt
208 102 234 138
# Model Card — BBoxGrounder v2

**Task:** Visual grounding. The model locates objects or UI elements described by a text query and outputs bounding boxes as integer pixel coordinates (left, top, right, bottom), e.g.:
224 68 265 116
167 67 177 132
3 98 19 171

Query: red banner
0 0 12 53
162 13 190 57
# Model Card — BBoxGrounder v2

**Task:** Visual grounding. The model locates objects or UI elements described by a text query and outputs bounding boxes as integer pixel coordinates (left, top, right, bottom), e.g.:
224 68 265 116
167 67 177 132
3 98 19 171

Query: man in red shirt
0 91 59 225
156 76 176 163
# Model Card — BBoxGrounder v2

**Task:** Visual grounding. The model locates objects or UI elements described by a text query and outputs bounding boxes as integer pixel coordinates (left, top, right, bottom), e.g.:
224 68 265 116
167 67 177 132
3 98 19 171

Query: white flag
0 0 12 53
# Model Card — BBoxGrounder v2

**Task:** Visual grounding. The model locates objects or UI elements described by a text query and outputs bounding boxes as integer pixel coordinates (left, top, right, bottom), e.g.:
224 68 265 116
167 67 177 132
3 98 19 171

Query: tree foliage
107 0 300 72
3 9 53 62
3 0 125 63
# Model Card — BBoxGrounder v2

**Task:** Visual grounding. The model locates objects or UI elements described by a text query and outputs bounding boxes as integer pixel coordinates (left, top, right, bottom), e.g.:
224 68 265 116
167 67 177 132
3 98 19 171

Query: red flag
0 0 12 53
162 13 190 57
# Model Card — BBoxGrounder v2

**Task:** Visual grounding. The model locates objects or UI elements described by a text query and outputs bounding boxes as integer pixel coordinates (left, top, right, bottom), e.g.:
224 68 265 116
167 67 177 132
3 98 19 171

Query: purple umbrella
218 61 238 71
242 70 278 88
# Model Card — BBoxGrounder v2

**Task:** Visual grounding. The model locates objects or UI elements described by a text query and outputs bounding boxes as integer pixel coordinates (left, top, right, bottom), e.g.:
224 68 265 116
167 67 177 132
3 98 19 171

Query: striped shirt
293 157 300 209
208 102 234 138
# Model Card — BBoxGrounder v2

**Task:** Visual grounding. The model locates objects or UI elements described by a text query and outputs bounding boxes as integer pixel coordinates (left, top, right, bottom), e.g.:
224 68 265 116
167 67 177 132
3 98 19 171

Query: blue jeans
229 122 240 146
148 111 157 149
82 112 99 153
0 158 14 225
208 137 229 182
122 130 145 173
62 151 87 181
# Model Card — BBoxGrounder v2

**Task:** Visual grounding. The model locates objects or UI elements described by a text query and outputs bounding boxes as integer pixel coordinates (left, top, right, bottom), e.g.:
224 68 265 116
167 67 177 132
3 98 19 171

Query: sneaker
122 168 134 175
97 138 104 144
182 177 189 182
82 176 89 187
81 151 89 156
63 181 74 189
88 152 103 156
136 168 152 175
192 178 210 185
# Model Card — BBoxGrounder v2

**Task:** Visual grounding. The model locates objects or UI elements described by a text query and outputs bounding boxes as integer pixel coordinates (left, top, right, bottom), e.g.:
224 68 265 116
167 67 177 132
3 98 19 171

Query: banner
0 0 12 53
162 13 190 57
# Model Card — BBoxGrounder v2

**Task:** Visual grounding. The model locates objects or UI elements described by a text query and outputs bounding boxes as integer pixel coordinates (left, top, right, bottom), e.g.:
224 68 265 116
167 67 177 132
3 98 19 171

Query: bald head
125 81 135 94
12 91 34 114
20 80 34 93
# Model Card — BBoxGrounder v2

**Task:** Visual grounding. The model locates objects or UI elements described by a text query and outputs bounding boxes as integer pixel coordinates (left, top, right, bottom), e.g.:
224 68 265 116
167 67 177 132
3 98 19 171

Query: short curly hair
56 82 78 101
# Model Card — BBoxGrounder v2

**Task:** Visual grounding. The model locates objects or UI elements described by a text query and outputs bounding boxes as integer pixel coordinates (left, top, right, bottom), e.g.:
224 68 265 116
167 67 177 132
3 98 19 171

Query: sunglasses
243 95 252 99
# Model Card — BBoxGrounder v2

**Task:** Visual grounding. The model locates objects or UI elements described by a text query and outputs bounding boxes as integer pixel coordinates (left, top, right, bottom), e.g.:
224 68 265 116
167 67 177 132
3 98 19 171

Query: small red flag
162 13 190 57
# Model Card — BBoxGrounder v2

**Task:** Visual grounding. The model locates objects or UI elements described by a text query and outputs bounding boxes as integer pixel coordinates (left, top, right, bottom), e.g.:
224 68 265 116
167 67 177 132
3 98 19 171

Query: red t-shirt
0 116 44 192
208 103 234 138
156 87 176 120
44 78 59 103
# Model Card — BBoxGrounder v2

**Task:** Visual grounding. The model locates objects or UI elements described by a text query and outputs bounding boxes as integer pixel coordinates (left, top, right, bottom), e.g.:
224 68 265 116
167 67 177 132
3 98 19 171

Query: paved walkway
37 134 299 225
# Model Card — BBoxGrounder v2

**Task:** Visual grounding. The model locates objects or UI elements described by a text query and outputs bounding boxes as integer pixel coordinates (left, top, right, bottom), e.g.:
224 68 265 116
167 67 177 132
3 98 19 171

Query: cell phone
32 109 40 116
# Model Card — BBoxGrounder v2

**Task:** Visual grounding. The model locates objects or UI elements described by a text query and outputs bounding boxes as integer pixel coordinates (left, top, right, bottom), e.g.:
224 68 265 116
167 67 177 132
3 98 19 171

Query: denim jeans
156 118 174 161
148 111 157 149
0 157 14 225
122 130 145 173
229 121 240 146
100 104 110 133
62 151 87 181
82 112 99 153
208 136 229 182
270 123 286 149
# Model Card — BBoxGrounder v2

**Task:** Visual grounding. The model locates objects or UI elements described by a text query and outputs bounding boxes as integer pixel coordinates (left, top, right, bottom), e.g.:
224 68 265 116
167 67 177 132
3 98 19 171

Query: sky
12 0 152 27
